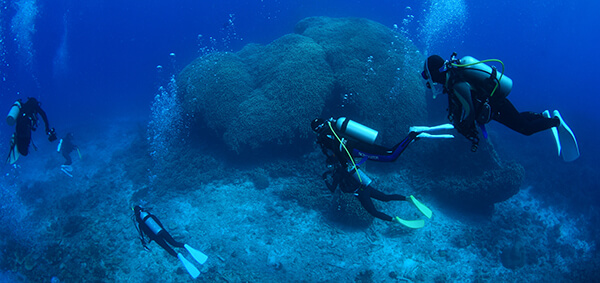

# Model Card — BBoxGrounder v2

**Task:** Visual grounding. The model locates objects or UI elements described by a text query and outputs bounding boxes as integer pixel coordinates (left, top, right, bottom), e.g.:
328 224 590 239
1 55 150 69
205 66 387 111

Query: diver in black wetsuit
312 118 433 226
13 97 57 156
132 205 208 278
134 205 185 256
422 54 578 160
57 133 79 176
58 133 78 165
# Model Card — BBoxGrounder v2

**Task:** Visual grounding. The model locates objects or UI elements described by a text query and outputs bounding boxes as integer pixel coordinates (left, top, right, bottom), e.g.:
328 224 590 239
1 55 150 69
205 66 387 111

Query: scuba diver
57 133 80 177
6 97 57 164
311 117 448 228
132 205 208 279
422 53 580 161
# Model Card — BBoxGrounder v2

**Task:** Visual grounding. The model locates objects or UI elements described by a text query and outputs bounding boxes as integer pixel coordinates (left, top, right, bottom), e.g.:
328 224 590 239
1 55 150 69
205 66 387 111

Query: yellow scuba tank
6 101 22 126
459 56 513 98
335 117 379 145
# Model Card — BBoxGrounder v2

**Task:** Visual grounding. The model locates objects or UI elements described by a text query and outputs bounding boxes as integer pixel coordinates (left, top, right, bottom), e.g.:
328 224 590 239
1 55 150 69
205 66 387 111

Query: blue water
1 0 599 281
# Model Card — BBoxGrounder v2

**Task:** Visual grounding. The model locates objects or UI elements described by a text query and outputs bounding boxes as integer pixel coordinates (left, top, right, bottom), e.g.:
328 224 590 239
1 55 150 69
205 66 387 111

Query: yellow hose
327 121 362 183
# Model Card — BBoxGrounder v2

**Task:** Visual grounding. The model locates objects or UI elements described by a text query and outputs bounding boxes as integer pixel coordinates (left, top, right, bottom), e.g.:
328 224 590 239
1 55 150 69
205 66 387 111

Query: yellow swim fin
409 195 432 219
394 217 425 229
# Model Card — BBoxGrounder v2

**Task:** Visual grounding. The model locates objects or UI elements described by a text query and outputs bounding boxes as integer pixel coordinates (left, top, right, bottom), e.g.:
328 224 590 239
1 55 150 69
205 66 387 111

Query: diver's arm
452 82 475 123
37 105 51 133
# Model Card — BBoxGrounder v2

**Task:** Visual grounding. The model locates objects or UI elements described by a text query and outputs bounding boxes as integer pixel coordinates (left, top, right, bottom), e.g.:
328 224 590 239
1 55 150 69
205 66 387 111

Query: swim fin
409 195 432 219
6 134 19 165
416 133 454 139
409 123 454 133
394 217 425 229
177 253 200 279
185 244 208 265
542 110 561 156
553 110 580 162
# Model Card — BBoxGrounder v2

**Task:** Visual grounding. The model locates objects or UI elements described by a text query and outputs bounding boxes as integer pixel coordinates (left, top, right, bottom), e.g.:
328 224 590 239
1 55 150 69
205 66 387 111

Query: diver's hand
47 128 57 142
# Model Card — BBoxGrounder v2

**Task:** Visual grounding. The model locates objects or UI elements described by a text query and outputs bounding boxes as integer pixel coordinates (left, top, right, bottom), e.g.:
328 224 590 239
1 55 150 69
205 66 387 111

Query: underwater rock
295 17 427 140
500 241 527 269
409 138 525 210
177 17 425 152
178 34 333 152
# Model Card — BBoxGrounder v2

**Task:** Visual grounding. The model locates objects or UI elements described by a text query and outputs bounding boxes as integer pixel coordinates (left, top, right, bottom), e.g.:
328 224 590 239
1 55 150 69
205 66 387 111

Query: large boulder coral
176 16 524 209
178 34 334 151
177 17 426 151
295 17 427 140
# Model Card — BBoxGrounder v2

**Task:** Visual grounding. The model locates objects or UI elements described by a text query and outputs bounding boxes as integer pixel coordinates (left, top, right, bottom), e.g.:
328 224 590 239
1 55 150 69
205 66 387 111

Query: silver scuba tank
335 117 379 145
6 101 22 126
350 167 373 187
139 211 163 235
459 56 513 98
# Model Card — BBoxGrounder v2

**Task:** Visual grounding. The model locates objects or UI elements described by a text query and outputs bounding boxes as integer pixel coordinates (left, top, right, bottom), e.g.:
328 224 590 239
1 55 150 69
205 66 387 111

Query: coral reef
177 17 426 152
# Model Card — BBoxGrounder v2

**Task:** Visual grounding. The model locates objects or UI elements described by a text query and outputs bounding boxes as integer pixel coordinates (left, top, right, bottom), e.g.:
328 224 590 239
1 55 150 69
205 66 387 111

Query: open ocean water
0 0 598 282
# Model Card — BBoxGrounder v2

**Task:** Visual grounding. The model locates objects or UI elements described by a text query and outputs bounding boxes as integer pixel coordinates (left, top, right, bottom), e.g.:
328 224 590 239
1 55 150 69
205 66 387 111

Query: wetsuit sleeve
452 81 475 123
36 105 51 133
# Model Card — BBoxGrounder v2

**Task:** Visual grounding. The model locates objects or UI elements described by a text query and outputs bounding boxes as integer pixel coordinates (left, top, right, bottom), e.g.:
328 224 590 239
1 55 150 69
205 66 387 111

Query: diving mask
422 59 446 99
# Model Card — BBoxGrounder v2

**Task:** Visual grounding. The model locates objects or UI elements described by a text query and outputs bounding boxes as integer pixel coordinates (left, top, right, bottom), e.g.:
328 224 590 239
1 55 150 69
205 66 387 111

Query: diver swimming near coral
6 97 57 164
132 205 208 279
422 53 580 161
57 133 81 177
312 117 446 228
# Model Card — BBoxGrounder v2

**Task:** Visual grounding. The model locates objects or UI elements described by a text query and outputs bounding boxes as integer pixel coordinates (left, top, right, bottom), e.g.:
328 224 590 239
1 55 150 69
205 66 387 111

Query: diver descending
312 117 449 228
422 53 580 161
57 133 81 177
132 205 208 279
6 97 57 164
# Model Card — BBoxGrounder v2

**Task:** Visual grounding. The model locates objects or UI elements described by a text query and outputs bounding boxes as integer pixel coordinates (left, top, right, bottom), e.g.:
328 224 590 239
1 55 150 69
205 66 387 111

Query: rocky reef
177 16 522 211
177 17 426 152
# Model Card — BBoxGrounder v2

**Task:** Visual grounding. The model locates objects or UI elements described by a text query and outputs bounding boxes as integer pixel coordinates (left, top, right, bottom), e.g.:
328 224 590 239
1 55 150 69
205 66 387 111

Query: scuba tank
57 139 64 152
335 117 378 145
6 101 22 126
349 167 372 187
139 210 163 235
457 56 513 98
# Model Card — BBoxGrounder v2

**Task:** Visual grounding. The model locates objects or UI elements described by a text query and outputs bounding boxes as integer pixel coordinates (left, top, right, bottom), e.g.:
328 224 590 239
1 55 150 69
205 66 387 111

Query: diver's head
422 55 446 84
422 55 447 99
311 118 326 133
65 132 74 140
27 97 39 105
134 205 143 215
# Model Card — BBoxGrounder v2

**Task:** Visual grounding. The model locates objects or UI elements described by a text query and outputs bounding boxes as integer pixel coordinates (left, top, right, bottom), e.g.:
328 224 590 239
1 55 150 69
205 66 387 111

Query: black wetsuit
316 123 414 222
446 68 560 140
134 207 185 257
60 135 77 165
323 166 406 221
15 98 51 156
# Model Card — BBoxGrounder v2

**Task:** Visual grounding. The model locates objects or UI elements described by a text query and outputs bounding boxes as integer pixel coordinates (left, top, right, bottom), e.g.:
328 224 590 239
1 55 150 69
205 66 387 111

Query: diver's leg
162 231 185 248
493 98 559 136
155 236 178 258
369 188 406 202
355 187 394 222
